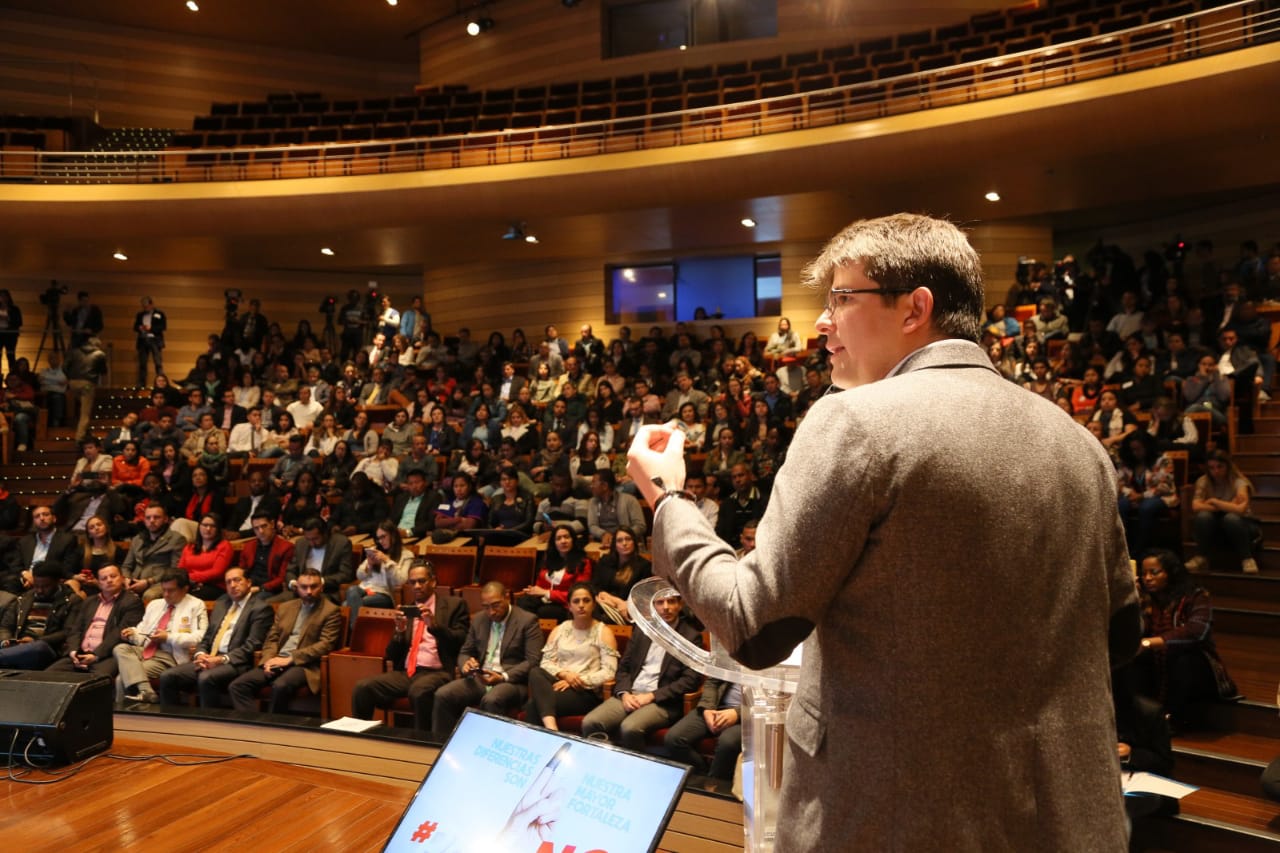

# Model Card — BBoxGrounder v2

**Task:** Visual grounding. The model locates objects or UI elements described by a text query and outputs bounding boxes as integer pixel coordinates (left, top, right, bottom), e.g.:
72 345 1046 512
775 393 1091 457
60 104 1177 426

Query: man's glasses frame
824 287 916 314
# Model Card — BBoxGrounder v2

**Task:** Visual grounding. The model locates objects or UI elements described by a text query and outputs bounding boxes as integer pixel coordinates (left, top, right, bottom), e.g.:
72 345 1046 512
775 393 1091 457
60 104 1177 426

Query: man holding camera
351 562 468 730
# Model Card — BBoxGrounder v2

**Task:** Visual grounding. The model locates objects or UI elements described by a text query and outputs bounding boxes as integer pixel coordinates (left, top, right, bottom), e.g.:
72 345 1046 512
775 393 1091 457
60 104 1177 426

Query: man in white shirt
114 570 208 703
228 408 275 459
580 593 701 750
157 566 273 707
286 385 324 432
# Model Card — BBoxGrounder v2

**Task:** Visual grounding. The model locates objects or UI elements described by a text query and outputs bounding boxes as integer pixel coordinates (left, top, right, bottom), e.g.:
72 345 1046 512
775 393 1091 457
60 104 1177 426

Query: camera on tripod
319 296 337 315
39 280 68 308
224 288 242 316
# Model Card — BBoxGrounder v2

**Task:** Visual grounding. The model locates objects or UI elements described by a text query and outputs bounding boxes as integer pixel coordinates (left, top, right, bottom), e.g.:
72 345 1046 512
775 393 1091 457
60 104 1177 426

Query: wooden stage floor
0 711 744 852
0 738 415 852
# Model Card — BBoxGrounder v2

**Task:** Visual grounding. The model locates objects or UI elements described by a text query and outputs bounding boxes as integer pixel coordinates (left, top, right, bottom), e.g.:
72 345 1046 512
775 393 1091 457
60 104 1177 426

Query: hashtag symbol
411 820 438 843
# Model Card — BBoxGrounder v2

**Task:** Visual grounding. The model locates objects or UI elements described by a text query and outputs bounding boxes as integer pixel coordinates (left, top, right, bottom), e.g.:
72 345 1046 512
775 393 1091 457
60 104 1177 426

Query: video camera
319 296 337 315
39 280 68 308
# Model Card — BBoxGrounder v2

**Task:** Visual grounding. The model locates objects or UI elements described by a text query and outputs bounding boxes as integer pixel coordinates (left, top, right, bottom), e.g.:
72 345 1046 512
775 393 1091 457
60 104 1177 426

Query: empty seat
857 36 893 54
192 116 222 131
751 55 784 70
362 97 391 110
715 61 748 75
614 73 645 89
681 64 714 80
1007 35 1049 53
646 70 679 85
224 116 255 131
549 81 580 96
896 28 933 48
209 102 237 116
934 22 970 41
784 49 820 66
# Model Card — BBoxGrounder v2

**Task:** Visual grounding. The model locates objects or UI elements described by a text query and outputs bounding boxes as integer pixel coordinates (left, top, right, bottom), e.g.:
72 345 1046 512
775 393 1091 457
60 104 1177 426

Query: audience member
1189 450 1260 574
0 561 83 669
114 569 207 703
179 513 234 600
581 591 700 749
121 504 188 602
346 521 414 627
524 583 617 731
351 562 469 730
228 567 342 713
45 564 143 678
277 517 353 604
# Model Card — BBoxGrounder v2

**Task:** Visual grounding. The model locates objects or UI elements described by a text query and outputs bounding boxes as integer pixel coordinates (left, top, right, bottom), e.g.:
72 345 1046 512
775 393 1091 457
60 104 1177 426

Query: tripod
321 313 338 355
36 300 65 367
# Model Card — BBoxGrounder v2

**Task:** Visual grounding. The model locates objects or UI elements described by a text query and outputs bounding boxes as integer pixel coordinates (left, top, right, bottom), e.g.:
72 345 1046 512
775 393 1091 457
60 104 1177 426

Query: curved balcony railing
0 0 1275 185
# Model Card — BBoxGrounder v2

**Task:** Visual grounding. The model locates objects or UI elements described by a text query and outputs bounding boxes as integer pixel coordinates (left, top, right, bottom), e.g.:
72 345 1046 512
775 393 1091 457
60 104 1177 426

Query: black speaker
0 669 113 766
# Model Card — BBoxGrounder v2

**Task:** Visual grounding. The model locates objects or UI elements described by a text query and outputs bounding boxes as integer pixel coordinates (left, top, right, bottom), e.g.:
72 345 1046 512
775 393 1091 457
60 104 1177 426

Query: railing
0 0 1275 185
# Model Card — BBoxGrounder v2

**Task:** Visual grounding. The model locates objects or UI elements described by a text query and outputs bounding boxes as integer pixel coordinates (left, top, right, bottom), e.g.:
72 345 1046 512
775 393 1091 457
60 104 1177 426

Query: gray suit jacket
458 606 544 685
653 339 1139 851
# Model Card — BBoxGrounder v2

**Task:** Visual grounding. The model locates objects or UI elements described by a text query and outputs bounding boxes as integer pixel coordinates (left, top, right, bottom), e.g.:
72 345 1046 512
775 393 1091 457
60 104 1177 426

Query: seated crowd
0 233 1274 775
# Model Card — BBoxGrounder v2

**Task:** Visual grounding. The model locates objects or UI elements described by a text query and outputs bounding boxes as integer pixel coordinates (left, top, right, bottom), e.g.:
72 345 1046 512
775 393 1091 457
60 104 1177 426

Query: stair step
1239 436 1280 454
1173 732 1272 797
1135 789 1280 852
1235 454 1280 474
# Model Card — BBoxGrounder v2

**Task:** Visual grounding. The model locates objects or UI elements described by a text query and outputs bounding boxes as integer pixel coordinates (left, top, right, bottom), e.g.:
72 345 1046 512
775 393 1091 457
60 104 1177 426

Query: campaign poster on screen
384 711 690 853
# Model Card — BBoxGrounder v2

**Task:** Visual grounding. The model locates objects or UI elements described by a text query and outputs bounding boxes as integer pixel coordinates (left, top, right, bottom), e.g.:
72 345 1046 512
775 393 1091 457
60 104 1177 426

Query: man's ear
902 287 935 336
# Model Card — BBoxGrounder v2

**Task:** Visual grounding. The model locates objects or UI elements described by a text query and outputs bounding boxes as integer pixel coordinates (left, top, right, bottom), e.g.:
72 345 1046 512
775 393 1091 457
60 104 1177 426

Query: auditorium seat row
182 0 1214 141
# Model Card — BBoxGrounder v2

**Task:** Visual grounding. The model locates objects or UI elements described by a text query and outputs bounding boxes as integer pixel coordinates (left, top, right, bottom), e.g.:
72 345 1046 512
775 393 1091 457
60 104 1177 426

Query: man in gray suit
431 581 544 736
628 213 1141 851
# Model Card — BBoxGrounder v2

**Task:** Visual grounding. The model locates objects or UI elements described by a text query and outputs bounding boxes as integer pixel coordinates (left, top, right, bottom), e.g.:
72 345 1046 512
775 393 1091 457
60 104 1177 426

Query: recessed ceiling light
524 234 539 244
112 251 128 261
984 191 1001 202
679 45 688 51
741 217 756 228
320 247 335 256
657 291 668 299
386 0 398 5
622 268 636 282
186 0 199 11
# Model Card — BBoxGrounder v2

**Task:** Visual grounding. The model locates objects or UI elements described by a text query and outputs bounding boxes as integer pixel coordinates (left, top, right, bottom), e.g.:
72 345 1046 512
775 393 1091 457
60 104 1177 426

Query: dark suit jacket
17 529 82 579
385 593 469 673
458 606 544 685
0 590 16 643
261 597 343 693
497 375 528 402
210 403 249 430
285 531 354 603
227 493 283 534
64 591 144 660
239 535 296 593
133 308 167 349
199 592 273 671
652 339 1138 850
611 617 702 715
389 491 437 539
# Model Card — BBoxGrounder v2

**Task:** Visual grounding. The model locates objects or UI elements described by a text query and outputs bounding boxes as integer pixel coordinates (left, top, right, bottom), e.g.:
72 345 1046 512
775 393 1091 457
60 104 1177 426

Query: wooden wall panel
419 0 997 91
0 270 419 386
422 222 1045 347
0 9 417 130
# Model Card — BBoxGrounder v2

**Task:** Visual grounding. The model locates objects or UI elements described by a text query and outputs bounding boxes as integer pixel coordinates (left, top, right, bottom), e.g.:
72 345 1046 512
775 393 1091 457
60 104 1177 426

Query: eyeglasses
823 287 915 314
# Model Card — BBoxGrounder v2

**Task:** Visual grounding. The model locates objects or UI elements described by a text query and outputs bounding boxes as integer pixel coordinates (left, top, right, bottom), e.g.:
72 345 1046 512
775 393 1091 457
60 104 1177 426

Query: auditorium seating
148 0 1271 181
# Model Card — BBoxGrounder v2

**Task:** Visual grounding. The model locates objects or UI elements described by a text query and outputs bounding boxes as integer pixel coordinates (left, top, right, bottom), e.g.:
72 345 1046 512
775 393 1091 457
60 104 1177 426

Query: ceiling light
112 251 128 261
657 291 668 299
524 234 539 244
467 17 494 36
740 217 756 228
320 247 335 256
186 0 199 10
622 268 636 282
984 191 1001 202
386 0 398 5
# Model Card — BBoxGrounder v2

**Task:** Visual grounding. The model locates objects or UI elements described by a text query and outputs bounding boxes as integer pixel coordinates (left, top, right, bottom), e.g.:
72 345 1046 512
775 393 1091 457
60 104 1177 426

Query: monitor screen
383 709 692 853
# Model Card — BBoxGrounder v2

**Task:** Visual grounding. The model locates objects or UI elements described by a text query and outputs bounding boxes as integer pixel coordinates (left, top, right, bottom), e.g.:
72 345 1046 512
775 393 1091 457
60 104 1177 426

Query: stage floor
0 711 743 852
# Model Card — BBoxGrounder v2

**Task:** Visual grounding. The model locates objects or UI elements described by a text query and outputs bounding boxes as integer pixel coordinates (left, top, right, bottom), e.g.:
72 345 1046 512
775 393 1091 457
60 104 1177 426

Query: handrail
0 0 1274 185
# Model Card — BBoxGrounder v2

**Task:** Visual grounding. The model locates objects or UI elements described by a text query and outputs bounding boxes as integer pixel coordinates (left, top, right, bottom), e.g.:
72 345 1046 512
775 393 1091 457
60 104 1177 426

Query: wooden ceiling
0 0 443 63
